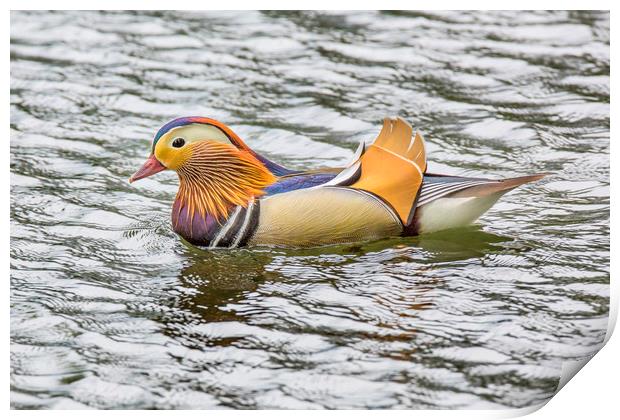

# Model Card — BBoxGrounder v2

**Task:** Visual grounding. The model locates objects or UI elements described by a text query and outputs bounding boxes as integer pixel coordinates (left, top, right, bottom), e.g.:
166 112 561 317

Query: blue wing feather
264 172 488 198
264 173 338 196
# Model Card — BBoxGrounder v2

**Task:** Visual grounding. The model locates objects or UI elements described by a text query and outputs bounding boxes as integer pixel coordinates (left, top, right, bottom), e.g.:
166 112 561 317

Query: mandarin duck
129 117 545 248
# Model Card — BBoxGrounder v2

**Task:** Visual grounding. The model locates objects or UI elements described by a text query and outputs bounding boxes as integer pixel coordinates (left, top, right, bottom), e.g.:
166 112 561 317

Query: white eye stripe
164 124 232 145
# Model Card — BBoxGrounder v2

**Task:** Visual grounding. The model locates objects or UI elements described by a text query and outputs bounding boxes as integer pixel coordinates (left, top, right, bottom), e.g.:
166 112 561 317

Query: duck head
129 117 277 221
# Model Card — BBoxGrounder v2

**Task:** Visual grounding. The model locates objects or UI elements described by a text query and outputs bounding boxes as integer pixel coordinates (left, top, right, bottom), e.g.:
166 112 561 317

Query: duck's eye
172 137 185 148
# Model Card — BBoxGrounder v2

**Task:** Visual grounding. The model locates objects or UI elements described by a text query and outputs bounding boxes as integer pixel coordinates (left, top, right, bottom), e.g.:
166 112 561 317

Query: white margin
6 3 616 419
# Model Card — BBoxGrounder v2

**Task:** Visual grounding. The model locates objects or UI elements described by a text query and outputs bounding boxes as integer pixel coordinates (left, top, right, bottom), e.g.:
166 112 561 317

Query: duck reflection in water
163 226 514 346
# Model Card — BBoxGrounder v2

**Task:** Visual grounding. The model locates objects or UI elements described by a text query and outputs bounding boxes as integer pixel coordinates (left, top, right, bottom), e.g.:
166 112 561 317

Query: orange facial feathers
175 141 277 221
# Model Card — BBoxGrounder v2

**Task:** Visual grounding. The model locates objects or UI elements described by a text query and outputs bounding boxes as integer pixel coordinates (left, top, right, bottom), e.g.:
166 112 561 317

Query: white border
3 0 616 10
6 3 616 418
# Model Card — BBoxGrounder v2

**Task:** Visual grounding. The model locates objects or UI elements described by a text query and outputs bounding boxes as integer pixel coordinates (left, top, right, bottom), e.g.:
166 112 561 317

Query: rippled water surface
10 11 610 409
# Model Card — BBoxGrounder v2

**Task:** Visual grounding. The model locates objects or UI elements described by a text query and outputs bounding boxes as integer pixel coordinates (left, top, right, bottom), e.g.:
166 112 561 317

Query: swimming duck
129 116 545 248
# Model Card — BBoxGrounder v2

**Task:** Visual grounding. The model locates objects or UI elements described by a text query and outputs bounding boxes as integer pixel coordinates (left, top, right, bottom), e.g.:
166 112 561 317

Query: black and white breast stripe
417 180 498 207
208 200 260 248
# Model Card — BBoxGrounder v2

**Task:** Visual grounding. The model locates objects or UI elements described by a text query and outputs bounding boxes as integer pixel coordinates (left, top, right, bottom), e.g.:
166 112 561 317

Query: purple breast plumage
171 198 260 248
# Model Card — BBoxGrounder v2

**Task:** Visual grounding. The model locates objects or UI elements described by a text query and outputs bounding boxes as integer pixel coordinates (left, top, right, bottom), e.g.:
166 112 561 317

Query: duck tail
449 174 548 198
418 173 548 207
414 173 548 234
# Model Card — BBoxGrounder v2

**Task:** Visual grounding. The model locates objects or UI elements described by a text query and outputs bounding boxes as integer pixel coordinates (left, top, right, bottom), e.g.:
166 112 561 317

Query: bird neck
172 141 276 233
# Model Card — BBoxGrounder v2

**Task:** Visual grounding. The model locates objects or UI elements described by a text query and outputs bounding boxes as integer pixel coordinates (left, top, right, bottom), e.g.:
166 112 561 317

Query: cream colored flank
250 187 402 247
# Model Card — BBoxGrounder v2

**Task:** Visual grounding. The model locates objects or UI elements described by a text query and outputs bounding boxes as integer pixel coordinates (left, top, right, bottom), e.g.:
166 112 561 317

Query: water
10 10 609 409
